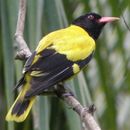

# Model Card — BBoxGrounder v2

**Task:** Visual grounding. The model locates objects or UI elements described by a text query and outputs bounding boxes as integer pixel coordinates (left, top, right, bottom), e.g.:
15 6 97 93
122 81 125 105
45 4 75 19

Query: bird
6 12 119 122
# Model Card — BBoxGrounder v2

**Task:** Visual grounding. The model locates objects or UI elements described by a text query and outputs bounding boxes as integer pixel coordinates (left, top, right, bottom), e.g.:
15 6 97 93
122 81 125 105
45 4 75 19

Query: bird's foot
87 104 96 115
54 83 74 98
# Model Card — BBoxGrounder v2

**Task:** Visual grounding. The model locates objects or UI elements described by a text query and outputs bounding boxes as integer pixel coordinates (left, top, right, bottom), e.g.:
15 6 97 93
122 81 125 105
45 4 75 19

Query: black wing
24 49 93 98
25 49 74 98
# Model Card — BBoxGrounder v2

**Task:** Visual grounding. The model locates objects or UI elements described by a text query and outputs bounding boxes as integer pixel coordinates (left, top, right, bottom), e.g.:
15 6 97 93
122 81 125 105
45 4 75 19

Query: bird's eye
88 15 94 20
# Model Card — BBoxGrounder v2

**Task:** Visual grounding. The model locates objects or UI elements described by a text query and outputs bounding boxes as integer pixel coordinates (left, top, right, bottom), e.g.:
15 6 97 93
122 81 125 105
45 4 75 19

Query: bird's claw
87 104 96 115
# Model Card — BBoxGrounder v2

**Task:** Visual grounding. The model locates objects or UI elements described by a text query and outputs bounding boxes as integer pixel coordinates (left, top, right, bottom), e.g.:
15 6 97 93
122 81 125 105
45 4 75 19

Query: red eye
88 15 94 20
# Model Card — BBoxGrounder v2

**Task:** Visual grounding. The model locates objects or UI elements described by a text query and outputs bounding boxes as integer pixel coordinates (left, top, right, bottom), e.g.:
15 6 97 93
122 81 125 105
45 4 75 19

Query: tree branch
14 0 101 130
15 0 31 60
55 84 101 130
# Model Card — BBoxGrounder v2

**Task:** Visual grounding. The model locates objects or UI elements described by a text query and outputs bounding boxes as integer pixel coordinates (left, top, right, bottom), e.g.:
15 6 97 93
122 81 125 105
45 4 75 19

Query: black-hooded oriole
6 12 119 122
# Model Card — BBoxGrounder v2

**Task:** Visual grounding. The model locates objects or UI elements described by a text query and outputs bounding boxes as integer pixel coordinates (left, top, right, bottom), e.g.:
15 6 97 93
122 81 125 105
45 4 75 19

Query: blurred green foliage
0 0 130 130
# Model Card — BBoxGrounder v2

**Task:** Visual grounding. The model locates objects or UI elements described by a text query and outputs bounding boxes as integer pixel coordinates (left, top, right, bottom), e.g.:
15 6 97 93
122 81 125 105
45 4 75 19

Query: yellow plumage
36 25 95 61
6 74 36 122
72 64 80 74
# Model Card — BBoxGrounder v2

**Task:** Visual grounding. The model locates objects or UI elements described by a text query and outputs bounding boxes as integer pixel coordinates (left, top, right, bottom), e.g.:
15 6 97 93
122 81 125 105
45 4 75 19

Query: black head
72 12 119 40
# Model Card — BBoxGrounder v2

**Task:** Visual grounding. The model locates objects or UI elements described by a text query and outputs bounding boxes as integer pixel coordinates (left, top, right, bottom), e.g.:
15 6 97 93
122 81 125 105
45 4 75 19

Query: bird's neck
72 24 101 41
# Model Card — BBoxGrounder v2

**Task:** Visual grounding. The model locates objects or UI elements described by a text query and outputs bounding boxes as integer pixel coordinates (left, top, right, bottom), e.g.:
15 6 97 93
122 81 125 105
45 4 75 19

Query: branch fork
15 34 31 60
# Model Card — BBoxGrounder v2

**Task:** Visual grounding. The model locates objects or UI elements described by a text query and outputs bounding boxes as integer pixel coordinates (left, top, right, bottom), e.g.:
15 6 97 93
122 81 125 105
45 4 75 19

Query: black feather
25 67 73 98
39 48 56 57
24 49 93 98
14 75 26 90
24 51 36 72
76 52 94 69
30 49 73 72
11 99 30 116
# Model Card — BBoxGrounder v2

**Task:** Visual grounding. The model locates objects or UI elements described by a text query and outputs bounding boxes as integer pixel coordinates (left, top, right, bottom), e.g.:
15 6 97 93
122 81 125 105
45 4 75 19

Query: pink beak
98 17 120 23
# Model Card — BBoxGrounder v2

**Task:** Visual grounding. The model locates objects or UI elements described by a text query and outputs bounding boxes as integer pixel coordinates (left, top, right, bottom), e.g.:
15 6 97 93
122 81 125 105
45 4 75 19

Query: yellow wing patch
72 64 80 74
30 71 49 77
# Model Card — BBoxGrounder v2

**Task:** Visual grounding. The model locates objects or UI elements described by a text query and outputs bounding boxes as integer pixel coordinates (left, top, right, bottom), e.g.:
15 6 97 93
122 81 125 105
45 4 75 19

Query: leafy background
0 0 130 130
